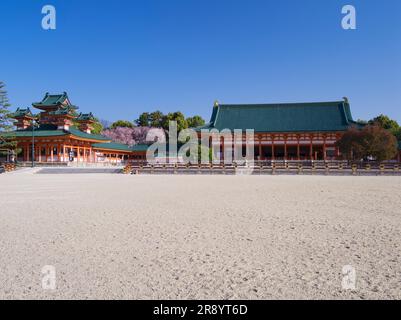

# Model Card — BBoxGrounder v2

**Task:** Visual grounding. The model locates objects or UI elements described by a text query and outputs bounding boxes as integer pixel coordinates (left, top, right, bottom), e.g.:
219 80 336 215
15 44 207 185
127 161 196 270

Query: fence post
379 163 385 175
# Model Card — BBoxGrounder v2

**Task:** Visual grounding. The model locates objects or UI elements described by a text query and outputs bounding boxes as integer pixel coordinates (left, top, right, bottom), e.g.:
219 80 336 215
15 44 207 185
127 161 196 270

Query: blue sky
1 0 401 123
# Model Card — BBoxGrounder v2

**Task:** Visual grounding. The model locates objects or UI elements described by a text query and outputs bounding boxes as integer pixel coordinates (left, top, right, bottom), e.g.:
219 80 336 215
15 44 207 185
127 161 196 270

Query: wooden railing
122 160 401 176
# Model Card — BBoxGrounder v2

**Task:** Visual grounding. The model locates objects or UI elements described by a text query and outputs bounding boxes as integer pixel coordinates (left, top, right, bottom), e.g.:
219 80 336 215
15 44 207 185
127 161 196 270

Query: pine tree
0 81 16 150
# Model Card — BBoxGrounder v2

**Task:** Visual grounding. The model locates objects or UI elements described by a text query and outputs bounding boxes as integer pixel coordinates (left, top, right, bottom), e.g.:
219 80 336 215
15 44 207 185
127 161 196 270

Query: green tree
135 112 151 127
161 111 188 132
368 114 399 135
395 127 401 141
149 110 164 127
91 118 104 134
110 120 134 129
0 81 16 150
336 125 398 161
187 115 205 128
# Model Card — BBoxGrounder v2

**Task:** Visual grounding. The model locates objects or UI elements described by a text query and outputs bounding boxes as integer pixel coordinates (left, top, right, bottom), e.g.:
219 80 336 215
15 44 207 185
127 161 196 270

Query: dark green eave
76 112 95 121
48 105 78 116
93 142 152 152
2 130 68 138
92 142 133 152
132 144 150 152
3 126 110 141
32 92 77 108
197 100 359 133
12 107 35 118
68 126 110 141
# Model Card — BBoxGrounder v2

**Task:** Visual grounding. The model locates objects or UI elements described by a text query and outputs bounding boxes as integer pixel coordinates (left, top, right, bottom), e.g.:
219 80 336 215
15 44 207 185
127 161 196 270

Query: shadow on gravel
36 168 123 174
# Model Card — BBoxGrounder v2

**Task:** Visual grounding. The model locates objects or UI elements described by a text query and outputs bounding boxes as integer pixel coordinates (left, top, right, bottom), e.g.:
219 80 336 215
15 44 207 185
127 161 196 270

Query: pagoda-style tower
32 92 78 130
12 108 36 130
76 112 96 134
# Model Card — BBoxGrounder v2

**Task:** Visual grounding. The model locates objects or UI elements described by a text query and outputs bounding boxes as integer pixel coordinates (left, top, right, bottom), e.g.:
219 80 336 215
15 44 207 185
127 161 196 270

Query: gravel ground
0 173 400 299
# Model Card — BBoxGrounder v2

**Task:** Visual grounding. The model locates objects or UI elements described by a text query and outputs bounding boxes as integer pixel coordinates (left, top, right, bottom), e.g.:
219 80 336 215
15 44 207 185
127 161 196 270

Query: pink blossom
102 126 166 146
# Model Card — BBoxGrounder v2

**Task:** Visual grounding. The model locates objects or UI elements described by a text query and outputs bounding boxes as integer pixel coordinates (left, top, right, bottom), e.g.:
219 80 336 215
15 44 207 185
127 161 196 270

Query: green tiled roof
49 106 78 116
132 144 150 152
12 107 35 118
33 92 67 106
68 127 110 141
92 142 133 152
76 112 95 121
198 100 362 133
3 126 110 141
93 143 151 152
3 130 67 138
32 92 77 109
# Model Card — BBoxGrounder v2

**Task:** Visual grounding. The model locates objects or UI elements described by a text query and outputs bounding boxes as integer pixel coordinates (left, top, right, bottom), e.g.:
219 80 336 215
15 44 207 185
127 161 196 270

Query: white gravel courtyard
0 172 400 299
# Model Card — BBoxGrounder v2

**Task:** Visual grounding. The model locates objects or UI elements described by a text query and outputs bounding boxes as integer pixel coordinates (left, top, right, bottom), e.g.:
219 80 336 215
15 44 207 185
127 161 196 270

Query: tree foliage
149 111 163 127
102 127 136 146
110 120 134 129
135 112 151 127
187 115 206 128
336 125 398 161
368 114 401 145
0 81 13 132
368 114 399 135
91 118 103 134
135 110 205 132
102 126 165 146
161 111 188 132
0 81 16 150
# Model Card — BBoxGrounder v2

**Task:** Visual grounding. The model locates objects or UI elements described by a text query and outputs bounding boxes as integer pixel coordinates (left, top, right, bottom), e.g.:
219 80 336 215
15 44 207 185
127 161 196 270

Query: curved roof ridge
219 101 345 107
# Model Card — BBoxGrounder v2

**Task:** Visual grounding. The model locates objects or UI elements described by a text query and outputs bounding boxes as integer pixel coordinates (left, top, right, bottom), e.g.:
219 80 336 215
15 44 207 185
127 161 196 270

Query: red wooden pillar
297 138 300 160
309 135 313 160
43 144 46 162
271 135 275 160
323 135 327 161
258 135 262 160
284 135 288 160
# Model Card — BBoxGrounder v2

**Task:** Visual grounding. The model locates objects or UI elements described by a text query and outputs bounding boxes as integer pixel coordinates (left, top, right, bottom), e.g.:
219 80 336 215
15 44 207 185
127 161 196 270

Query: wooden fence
123 160 401 176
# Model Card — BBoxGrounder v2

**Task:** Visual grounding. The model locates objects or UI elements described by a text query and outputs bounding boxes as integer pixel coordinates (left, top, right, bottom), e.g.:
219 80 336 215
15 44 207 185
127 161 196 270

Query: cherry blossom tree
102 126 165 146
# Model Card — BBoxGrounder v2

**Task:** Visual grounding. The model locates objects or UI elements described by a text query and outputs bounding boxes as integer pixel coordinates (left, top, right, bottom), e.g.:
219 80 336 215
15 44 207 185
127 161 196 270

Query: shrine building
198 98 365 161
5 92 379 163
8 92 146 164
